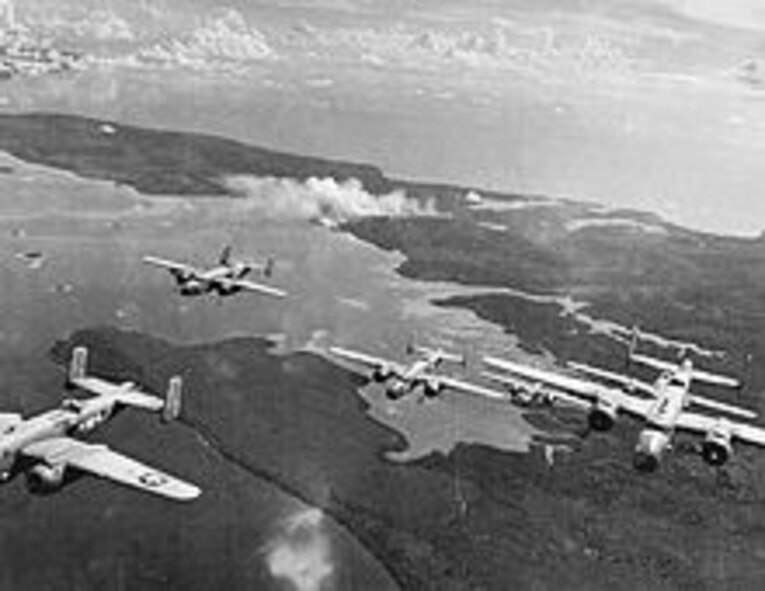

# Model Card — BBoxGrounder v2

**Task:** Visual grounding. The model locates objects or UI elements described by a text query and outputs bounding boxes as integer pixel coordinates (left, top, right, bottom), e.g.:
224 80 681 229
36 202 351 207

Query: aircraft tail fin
263 257 275 278
408 344 466 366
628 326 641 357
162 376 183 423
218 245 233 266
69 346 88 384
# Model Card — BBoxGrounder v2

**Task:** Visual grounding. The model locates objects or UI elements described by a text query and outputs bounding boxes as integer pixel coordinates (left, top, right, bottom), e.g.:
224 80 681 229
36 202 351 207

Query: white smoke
265 508 333 591
224 175 436 222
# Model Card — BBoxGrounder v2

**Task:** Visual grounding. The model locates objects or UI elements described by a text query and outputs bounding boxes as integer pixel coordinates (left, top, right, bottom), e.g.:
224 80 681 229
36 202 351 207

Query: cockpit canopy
667 376 686 388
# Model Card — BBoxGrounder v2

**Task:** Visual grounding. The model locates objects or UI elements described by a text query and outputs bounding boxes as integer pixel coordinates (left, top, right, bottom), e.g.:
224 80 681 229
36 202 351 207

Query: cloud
138 8 275 68
63 10 135 41
655 0 765 31
265 508 333 591
223 175 436 221
304 21 636 84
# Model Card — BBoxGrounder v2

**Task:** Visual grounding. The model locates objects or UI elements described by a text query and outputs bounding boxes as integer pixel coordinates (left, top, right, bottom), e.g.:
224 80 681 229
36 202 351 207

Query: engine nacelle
232 262 251 279
179 280 205 296
385 379 409 400
701 421 733 467
26 463 67 495
213 280 239 297
422 378 442 399
588 398 618 432
372 365 392 383
633 428 671 472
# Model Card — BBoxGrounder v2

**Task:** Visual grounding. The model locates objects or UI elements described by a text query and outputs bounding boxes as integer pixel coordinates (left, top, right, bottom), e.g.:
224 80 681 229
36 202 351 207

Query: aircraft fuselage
633 366 693 470
0 397 117 481
384 355 443 399
176 264 250 296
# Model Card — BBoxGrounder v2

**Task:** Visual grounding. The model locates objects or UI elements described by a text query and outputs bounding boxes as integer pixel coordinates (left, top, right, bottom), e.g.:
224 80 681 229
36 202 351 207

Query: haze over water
4 0 765 236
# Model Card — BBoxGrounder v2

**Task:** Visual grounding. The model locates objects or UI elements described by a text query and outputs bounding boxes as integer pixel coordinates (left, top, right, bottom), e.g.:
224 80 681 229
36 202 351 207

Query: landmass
42 327 765 591
4 112 757 389
3 112 765 588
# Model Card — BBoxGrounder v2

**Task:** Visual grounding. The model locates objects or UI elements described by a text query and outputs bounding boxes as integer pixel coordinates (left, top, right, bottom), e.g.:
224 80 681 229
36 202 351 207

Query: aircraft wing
675 413 765 447
22 437 201 501
483 356 653 418
690 368 741 389
0 412 22 434
567 362 656 398
226 279 288 299
142 255 195 275
732 422 765 447
70 377 164 412
433 375 508 401
629 353 677 374
688 393 756 420
329 346 405 376
484 356 607 401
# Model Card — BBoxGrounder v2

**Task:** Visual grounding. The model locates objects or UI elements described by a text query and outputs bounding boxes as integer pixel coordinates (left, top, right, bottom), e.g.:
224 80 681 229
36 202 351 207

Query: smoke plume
265 508 333 591
224 175 435 222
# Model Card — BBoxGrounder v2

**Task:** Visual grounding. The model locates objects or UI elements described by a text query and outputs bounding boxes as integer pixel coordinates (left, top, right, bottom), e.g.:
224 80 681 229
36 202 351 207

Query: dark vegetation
4 112 765 588
41 328 765 591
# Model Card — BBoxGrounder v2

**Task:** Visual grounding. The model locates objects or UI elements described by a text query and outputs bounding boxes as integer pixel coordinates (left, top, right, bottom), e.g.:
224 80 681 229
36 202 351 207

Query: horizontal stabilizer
409 345 465 366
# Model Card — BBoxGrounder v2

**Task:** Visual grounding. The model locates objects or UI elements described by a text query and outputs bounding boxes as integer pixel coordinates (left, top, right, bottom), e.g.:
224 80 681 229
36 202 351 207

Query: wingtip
181 485 203 501
167 482 203 502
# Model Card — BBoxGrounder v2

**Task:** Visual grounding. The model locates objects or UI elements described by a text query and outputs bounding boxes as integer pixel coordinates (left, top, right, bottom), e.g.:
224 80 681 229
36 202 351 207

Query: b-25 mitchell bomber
0 347 201 501
330 344 505 401
484 344 765 472
482 370 590 409
143 245 287 299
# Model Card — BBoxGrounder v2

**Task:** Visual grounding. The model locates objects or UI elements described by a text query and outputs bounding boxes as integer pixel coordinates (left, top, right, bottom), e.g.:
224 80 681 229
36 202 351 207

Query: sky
4 0 765 235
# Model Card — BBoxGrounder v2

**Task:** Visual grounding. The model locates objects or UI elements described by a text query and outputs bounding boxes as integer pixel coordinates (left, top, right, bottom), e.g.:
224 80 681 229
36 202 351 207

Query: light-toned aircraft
143 245 287 299
0 347 201 501
481 370 589 409
329 344 505 401
484 348 765 471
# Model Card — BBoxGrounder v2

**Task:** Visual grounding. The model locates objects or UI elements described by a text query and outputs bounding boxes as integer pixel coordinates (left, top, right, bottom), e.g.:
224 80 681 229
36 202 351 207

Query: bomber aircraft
482 370 589 409
143 245 287 299
329 344 505 401
484 344 765 471
0 347 201 501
